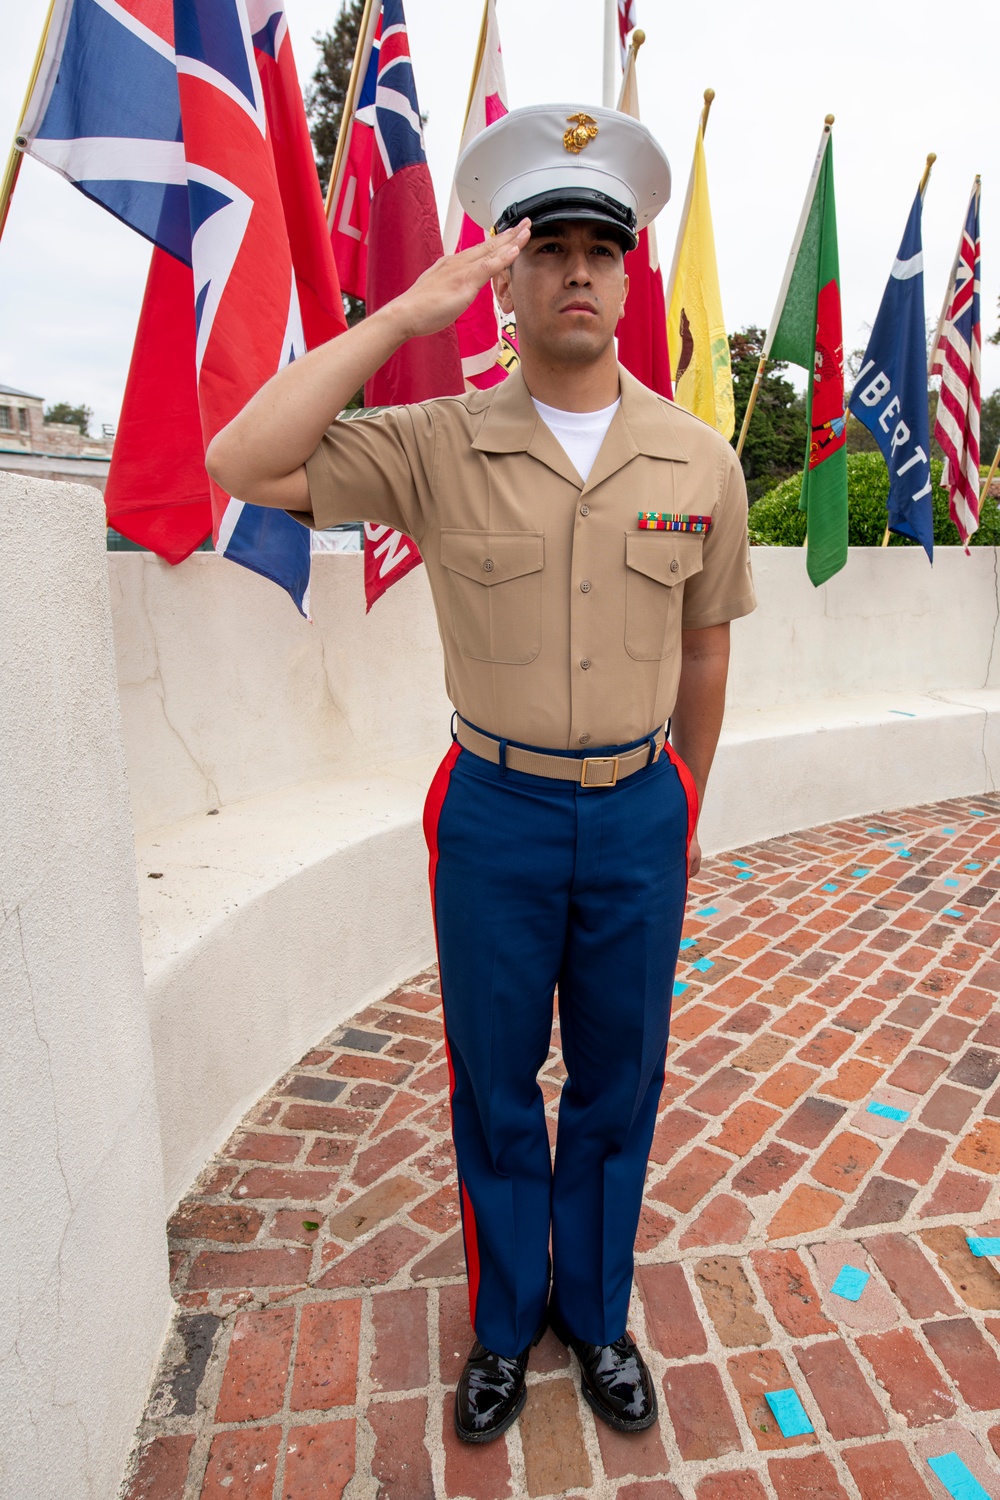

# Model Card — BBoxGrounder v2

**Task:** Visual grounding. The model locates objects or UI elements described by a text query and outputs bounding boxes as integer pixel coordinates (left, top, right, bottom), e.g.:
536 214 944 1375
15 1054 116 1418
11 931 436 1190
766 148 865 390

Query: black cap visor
494 188 638 252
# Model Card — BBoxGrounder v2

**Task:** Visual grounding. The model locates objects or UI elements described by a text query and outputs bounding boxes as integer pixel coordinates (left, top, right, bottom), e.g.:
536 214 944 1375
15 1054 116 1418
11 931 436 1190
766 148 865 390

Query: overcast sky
1 0 997 431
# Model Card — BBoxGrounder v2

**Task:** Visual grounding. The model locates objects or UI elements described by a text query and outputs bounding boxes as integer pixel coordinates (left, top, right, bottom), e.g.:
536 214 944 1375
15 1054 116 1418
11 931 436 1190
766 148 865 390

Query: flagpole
0 0 57 244
462 0 491 133
700 88 715 137
325 0 377 220
615 27 644 111
881 152 937 546
737 114 834 461
979 445 1000 513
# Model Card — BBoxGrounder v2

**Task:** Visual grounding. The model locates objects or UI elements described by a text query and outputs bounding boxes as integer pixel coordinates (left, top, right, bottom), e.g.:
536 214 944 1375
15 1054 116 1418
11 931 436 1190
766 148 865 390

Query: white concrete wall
1 476 171 1500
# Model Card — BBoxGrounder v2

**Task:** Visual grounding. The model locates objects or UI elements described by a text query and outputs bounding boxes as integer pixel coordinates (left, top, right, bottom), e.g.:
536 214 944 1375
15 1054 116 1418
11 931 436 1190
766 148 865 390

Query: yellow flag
665 120 734 439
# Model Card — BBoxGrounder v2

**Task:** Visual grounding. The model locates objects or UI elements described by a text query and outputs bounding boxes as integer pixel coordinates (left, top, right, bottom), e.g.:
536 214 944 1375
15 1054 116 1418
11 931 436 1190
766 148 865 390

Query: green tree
307 0 366 330
729 326 808 502
981 388 1000 468
988 295 999 347
44 402 92 435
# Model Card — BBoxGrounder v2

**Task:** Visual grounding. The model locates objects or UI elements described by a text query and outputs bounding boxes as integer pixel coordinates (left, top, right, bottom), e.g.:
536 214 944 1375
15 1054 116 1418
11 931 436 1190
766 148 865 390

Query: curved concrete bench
137 753 442 1208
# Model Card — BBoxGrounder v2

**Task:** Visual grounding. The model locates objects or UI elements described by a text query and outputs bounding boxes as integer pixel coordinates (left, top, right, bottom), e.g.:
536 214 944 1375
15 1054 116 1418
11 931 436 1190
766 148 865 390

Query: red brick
777 1096 846 1149
843 1439 935 1499
678 1193 753 1250
215 1307 294 1422
345 1080 392 1109
594 1411 669 1480
919 1224 1000 1310
953 1117 1000 1174
369 1397 434 1500
990 1424 1000 1460
289 1299 361 1411
841 1176 918 1229
695 1473 768 1500
441 1410 512 1500
856 1328 956 1424
767 1185 842 1241
636 1263 708 1358
920 1083 980 1132
921 1317 1000 1408
380 1009 442 1040
326 1176 423 1241
224 1133 303 1163
721 1002 773 1034
834 996 885 1033
794 1339 888 1438
281 1103 372 1135
328 1053 412 1084
767 1453 849 1500
125 1436 194 1500
197 1162 240 1194
408 1184 460 1234
881 1127 947 1185
650 1145 732 1213
756 1063 820 1107
232 1168 339 1201
438 1281 473 1383
411 1229 466 1281
858 1023 913 1062
411 1060 450 1096
708 1101 781 1157
686 1069 754 1115
168 1203 263 1243
616 1485 683 1500
304 1137 354 1168
728 1347 814 1451
671 1002 725 1041
201 1429 280 1500
350 1128 426 1189
732 1143 807 1197
920 1169 992 1218
370 1288 428 1392
678 1035 742 1075
921 1016 975 1053
315 1225 428 1289
188 1247 310 1289
649 1107 706 1164
795 1027 854 1068
862 1233 958 1318
268 1210 323 1244
635 1201 676 1250
819 1059 886 1101
283 1421 355 1500
729 1035 794 1072
886 1049 950 1094
773 1001 826 1037
695 1257 771 1348
751 1249 835 1337
661 1362 742 1461
810 1131 882 1193
520 1378 592 1494
949 985 996 1020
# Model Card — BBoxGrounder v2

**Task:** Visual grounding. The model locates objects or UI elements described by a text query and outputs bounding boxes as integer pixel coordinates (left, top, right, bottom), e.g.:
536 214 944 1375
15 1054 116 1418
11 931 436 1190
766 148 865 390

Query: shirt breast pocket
440 530 545 664
624 532 705 661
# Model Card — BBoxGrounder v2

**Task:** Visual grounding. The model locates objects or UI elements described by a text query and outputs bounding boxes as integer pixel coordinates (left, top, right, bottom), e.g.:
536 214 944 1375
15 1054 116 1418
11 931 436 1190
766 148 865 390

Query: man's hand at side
671 622 730 878
205 219 531 512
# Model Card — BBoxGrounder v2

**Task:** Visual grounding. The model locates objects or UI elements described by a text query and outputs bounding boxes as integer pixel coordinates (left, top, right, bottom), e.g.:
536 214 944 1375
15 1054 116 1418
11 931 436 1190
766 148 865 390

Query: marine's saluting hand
391 219 531 340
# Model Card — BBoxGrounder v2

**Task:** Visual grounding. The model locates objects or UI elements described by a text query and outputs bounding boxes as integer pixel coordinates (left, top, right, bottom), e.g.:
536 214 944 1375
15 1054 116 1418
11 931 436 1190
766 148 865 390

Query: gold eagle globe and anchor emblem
563 113 599 154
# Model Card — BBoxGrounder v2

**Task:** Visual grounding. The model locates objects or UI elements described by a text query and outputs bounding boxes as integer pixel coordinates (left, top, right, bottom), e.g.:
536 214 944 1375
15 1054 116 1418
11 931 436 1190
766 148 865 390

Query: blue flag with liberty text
849 190 934 560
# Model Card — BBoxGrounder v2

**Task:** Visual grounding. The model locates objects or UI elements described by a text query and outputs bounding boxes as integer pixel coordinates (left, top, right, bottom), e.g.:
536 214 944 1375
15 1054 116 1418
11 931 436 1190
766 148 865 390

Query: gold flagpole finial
631 28 646 50
919 153 937 197
700 88 715 136
824 114 835 127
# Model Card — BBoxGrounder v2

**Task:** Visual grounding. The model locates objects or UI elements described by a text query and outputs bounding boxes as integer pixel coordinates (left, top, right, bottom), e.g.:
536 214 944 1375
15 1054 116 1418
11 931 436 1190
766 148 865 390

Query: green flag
766 125 848 585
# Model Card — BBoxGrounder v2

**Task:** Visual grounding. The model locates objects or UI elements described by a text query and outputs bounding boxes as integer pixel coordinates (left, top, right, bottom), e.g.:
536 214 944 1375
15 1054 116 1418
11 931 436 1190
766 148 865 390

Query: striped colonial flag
930 178 982 547
618 0 637 66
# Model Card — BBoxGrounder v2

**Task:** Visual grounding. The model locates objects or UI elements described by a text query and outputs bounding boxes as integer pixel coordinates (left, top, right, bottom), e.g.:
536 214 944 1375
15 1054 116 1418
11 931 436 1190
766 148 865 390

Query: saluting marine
208 101 755 1445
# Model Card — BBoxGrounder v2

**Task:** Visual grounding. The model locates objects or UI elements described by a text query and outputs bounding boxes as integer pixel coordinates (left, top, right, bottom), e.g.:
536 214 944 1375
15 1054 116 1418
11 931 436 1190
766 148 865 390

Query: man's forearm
670 623 731 813
205 303 409 504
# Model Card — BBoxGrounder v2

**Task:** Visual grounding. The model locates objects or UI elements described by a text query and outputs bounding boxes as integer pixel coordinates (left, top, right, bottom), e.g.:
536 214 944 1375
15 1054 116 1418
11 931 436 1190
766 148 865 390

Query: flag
664 101 733 436
765 123 847 586
328 0 463 609
442 0 510 391
618 0 637 66
615 40 670 398
849 187 933 560
929 178 981 547
18 0 346 612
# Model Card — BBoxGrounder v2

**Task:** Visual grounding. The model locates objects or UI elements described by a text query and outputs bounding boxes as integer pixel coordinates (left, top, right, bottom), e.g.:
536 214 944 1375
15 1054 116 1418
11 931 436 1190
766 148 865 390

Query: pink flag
442 0 509 390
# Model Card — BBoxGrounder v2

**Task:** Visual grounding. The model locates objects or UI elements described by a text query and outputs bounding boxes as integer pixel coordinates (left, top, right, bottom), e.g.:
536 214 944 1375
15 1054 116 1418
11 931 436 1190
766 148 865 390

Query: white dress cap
455 103 671 251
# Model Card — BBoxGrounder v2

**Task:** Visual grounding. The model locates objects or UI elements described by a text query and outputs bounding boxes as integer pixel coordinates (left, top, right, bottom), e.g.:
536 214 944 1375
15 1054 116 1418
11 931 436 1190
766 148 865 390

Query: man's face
493 220 629 366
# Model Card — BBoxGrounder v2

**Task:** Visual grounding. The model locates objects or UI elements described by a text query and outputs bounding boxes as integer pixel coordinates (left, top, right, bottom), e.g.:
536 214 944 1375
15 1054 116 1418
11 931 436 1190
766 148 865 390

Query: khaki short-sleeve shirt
298 366 756 750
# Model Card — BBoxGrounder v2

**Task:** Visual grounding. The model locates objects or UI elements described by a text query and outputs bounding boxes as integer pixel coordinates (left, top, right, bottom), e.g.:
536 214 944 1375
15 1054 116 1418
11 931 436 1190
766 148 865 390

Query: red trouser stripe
663 740 700 851
422 744 482 1326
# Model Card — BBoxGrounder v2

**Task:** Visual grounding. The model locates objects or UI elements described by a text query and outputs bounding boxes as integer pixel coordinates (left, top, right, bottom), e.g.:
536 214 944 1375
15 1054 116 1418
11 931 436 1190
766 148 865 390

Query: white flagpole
603 0 617 107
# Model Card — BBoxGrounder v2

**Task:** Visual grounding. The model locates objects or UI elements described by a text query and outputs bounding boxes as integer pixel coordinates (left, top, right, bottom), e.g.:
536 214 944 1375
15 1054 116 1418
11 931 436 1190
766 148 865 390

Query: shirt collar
471 364 689 491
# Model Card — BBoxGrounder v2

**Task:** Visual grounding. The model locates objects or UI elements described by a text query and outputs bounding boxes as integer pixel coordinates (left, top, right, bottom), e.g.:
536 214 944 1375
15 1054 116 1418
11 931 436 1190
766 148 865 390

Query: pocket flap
625 531 704 587
440 530 544 586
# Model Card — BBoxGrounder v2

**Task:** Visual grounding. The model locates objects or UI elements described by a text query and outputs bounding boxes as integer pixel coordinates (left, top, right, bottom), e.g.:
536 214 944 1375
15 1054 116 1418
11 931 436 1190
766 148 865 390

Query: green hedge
748 451 1000 547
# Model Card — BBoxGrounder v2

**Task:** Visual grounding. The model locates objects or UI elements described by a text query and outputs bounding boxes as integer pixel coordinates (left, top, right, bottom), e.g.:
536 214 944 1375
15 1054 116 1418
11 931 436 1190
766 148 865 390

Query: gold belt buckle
580 755 620 787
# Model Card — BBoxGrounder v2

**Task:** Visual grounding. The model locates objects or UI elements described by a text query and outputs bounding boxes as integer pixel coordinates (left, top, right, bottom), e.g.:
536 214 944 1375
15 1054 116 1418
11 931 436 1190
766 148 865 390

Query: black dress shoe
453 1327 543 1443
549 1310 658 1433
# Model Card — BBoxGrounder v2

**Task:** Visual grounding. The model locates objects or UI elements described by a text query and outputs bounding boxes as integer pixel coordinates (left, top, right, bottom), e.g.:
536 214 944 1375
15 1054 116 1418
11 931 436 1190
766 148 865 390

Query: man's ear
619 271 629 321
494 264 515 316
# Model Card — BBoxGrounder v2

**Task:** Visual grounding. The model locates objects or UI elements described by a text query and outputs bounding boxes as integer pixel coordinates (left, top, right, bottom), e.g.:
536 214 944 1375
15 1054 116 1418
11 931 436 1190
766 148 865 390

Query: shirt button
579 733 591 745
669 558 679 573
483 558 494 573
580 658 591 670
580 504 590 516
580 580 591 593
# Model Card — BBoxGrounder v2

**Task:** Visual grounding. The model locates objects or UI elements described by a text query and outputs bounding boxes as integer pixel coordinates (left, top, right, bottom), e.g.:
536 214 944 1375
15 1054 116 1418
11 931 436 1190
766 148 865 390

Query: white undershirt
531 396 621 484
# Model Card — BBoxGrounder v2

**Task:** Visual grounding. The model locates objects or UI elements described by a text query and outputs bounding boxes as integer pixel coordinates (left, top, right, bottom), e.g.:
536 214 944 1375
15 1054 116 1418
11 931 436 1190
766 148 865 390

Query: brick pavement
124 796 1000 1500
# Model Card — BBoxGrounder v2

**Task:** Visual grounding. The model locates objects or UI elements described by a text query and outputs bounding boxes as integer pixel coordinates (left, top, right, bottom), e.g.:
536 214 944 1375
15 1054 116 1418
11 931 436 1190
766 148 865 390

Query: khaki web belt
454 718 665 788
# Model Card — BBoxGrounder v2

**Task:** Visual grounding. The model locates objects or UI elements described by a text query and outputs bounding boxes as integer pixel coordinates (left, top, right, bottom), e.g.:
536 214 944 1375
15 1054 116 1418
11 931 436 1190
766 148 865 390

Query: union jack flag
619 0 638 66
328 0 462 610
18 0 345 612
930 178 982 547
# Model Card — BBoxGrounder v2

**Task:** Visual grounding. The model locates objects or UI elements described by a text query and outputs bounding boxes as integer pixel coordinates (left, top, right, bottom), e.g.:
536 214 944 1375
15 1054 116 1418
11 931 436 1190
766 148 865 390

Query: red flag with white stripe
618 0 637 66
929 178 982 547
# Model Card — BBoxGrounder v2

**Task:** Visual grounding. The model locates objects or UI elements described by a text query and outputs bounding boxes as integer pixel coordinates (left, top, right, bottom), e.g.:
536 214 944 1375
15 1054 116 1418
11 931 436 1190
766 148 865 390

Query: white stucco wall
1 475 171 1500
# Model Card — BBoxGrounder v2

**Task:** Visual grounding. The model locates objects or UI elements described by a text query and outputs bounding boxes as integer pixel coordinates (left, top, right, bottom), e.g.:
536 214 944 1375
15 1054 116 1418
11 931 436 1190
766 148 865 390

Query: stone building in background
0 381 113 492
